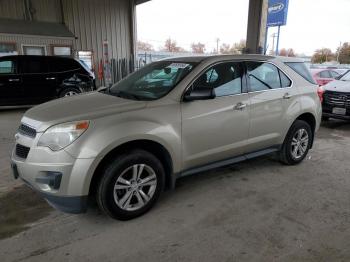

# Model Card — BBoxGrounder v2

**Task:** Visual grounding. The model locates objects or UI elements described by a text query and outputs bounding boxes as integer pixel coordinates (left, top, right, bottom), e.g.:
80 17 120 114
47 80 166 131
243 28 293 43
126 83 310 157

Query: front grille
18 124 37 138
15 144 30 159
324 91 350 108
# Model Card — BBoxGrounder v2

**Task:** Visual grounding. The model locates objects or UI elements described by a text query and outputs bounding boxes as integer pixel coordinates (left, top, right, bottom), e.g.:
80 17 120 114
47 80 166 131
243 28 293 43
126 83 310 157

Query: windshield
109 61 197 100
339 70 350 81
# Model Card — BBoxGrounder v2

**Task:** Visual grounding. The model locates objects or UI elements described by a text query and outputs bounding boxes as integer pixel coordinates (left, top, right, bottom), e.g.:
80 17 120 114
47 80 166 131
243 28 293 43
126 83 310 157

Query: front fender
64 118 182 195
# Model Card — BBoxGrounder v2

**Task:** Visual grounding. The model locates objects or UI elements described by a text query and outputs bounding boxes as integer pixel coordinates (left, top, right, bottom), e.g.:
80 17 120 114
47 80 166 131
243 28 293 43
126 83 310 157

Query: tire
279 120 313 165
59 87 81 98
96 150 165 220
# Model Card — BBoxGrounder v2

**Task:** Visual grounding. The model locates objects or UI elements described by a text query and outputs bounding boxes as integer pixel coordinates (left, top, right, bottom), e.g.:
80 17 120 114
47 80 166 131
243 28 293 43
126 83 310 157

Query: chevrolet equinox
11 55 322 220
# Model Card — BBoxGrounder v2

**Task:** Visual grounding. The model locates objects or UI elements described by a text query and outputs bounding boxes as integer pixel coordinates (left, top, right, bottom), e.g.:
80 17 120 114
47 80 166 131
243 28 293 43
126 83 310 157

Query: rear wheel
59 87 81 97
280 120 313 165
96 150 165 220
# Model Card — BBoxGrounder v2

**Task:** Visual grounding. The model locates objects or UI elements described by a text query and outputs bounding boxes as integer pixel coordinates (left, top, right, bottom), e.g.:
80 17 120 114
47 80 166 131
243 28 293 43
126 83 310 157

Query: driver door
181 61 250 170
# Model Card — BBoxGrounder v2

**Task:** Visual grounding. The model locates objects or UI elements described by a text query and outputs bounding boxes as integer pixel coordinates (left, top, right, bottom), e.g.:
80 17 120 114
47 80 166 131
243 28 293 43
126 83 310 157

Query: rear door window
20 57 48 74
319 71 331 78
285 62 316 84
246 62 291 92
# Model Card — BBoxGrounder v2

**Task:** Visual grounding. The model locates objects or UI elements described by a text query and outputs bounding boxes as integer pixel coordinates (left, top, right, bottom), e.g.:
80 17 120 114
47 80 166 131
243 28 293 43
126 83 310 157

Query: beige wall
0 0 62 22
0 0 136 81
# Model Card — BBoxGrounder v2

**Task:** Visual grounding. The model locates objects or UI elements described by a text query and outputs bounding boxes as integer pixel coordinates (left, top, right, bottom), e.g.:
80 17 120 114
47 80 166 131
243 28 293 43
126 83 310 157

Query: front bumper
11 131 96 214
322 104 350 121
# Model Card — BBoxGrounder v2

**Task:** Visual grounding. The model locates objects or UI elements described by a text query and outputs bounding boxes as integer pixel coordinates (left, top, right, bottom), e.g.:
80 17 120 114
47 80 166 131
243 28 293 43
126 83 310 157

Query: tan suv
11 55 322 220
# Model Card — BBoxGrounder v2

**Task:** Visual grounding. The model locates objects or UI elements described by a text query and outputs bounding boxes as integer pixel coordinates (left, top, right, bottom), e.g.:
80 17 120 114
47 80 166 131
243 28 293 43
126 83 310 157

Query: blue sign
267 0 289 27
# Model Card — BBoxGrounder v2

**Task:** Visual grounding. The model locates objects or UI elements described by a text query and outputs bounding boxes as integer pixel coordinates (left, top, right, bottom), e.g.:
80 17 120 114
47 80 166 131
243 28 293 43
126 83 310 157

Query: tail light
317 86 324 103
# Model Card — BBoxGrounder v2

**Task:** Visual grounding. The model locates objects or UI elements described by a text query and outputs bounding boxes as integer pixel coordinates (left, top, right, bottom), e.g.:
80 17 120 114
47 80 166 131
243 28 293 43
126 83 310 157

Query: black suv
0 55 95 107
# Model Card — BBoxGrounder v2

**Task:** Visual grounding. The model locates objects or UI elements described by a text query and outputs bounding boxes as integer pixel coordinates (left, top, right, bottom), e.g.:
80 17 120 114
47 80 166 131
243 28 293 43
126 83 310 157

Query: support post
245 0 268 54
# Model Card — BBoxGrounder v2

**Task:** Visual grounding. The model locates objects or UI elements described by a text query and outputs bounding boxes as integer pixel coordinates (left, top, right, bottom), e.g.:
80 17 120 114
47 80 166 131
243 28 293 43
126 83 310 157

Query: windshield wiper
114 90 141 100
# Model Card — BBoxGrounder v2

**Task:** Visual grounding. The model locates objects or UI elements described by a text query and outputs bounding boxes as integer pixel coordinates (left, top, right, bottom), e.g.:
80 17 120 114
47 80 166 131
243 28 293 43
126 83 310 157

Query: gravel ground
0 109 350 262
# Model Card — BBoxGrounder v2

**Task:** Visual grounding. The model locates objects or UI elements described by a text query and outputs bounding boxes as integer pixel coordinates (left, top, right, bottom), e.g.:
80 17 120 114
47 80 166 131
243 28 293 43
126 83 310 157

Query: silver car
11 55 322 220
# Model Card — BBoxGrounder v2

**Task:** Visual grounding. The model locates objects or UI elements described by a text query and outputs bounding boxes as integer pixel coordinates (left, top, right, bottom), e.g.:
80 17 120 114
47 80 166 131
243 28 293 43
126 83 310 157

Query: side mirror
184 87 216 101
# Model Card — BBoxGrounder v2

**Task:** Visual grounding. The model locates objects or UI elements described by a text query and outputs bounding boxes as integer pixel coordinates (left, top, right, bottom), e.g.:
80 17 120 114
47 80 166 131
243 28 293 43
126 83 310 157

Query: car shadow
321 119 350 131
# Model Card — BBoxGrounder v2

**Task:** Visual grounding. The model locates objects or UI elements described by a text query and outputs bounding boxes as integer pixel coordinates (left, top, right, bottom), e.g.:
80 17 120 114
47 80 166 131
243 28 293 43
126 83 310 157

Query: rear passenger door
20 56 56 104
245 61 293 152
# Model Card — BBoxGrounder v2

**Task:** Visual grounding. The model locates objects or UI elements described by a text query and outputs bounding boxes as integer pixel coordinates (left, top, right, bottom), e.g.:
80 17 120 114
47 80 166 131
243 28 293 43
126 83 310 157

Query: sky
136 0 350 56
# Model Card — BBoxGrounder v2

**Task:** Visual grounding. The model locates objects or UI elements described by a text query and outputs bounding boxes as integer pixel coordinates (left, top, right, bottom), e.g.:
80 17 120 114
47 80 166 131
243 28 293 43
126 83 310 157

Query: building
0 0 148 85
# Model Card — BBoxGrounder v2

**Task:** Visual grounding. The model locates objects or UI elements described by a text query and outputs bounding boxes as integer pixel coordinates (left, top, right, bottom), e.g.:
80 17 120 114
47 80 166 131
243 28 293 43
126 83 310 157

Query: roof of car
0 55 74 60
161 54 303 63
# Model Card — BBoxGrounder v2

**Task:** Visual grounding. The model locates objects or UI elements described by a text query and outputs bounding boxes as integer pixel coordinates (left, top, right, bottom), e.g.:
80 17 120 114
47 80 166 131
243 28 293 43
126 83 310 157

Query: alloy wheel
290 128 309 160
113 164 157 211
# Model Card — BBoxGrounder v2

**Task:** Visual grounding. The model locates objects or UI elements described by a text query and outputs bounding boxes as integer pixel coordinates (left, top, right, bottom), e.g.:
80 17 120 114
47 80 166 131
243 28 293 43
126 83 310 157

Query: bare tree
219 40 246 55
163 38 184 52
312 48 335 64
219 43 231 54
191 42 206 54
279 48 296 57
137 41 154 51
337 42 350 64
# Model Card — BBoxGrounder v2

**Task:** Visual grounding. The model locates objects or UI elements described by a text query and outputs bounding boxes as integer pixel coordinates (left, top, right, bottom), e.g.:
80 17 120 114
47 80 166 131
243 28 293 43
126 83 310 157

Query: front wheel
59 87 81 97
279 120 313 165
96 150 165 220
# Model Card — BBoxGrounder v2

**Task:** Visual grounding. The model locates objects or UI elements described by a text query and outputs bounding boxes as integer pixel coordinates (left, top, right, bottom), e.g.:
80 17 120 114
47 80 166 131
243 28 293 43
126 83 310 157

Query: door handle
234 102 247 110
46 77 56 80
283 93 292 99
9 78 20 82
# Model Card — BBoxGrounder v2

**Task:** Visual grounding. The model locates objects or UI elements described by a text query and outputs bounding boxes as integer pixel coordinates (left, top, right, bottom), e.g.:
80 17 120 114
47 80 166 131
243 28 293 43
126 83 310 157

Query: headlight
38 121 89 151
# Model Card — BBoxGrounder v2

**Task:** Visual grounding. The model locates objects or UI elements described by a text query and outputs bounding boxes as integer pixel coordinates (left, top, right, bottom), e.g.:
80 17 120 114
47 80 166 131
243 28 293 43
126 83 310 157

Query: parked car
321 69 350 121
0 55 95 107
11 55 322 220
311 69 340 86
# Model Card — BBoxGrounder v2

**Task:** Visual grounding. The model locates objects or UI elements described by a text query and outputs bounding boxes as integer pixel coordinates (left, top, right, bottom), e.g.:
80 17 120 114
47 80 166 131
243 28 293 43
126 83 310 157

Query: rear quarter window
285 62 316 84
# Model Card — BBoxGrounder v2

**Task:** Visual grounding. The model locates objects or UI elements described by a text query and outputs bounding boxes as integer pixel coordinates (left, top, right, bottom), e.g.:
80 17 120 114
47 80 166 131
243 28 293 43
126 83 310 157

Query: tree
338 42 350 64
279 48 296 57
137 41 154 51
191 42 205 54
219 40 246 55
311 48 335 64
220 43 231 54
231 39 246 54
163 38 184 52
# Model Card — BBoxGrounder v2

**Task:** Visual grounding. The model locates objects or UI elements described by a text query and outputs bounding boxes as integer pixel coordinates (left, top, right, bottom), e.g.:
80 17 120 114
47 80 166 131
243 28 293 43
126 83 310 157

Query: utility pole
271 33 278 55
276 25 281 55
216 38 220 54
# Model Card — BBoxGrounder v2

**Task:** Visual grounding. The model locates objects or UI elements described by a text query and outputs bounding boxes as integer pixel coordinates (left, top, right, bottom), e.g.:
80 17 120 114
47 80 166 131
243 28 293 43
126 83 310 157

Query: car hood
324 80 350 93
23 92 147 132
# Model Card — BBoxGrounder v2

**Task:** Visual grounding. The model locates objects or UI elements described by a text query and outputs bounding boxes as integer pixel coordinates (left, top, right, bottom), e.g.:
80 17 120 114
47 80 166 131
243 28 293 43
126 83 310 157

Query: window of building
22 45 46 56
52 46 72 56
0 42 17 57
193 62 243 97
